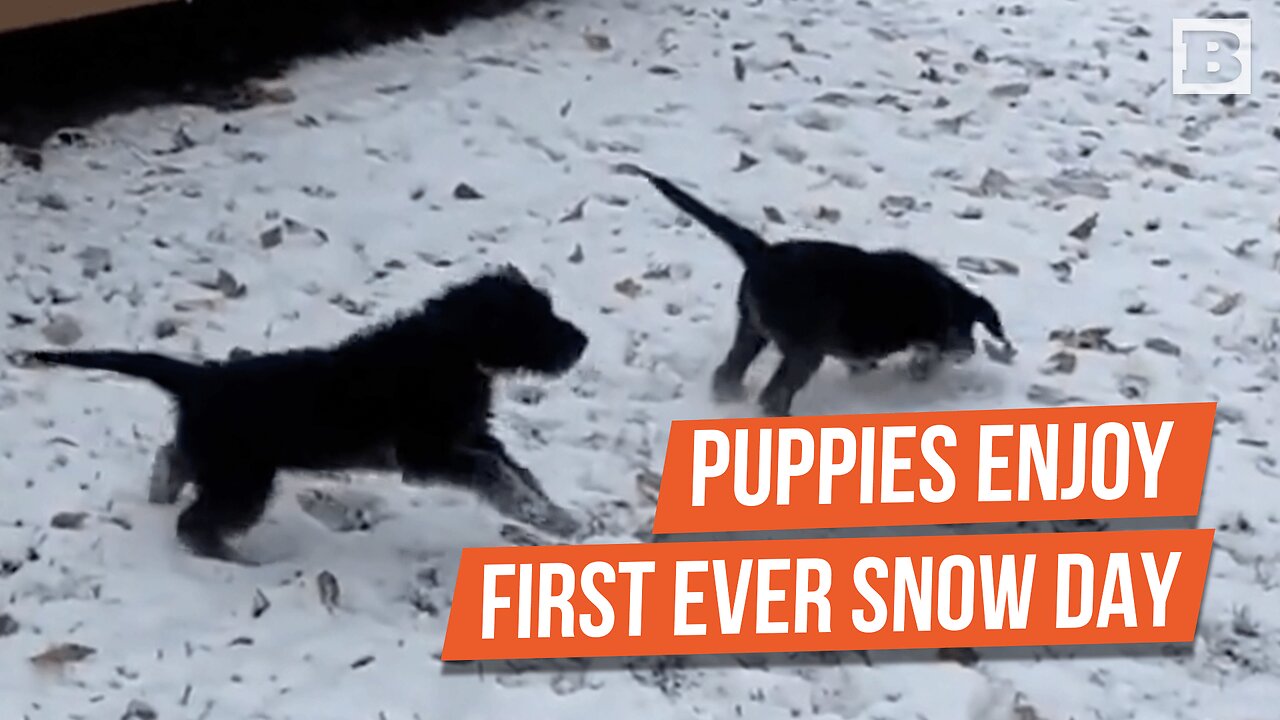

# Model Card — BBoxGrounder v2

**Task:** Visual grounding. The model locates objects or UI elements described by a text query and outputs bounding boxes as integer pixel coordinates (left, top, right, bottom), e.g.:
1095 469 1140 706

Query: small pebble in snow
121 699 158 720
1068 212 1099 240
880 195 922 217
260 226 284 249
42 314 84 347
50 511 89 530
955 206 984 220
35 192 70 211
734 151 758 172
567 244 585 264
154 319 180 339
583 31 611 51
0 613 18 637
351 655 376 670
317 571 341 613
559 199 587 223
197 269 247 299
614 278 643 298
763 206 785 224
1144 338 1182 357
1208 292 1242 316
452 183 483 200
990 82 1030 98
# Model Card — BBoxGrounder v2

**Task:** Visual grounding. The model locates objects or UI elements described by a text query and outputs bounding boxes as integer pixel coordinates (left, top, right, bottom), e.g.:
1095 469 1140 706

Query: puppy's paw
845 359 879 377
758 397 793 418
711 376 747 403
500 523 552 547
982 339 1017 365
483 482 583 540
179 532 260 566
907 351 941 383
907 364 934 383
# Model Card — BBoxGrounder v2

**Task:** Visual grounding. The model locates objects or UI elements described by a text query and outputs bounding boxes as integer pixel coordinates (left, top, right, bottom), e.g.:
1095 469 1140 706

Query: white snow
2 0 1280 718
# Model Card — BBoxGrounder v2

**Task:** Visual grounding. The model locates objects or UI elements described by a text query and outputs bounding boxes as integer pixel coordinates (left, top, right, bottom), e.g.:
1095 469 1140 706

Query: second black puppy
19 265 588 563
635 168 1011 417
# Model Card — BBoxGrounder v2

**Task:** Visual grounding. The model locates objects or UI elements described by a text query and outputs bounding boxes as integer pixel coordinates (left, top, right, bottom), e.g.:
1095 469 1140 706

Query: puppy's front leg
400 439 581 539
757 351 823 417
468 433 539 487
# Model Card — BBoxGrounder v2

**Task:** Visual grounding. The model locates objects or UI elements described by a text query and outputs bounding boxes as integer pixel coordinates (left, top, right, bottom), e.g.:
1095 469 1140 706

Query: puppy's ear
495 263 529 284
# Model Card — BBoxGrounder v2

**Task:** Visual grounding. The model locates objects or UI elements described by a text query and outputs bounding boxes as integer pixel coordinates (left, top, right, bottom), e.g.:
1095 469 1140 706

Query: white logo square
1172 18 1251 95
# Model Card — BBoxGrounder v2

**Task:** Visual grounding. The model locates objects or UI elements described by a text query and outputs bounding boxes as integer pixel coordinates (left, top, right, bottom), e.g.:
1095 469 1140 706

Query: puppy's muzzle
548 323 589 374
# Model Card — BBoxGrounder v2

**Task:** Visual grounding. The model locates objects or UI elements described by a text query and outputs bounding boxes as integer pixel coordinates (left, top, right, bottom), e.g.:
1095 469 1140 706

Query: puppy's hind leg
176 463 277 565
713 314 767 402
757 349 823 417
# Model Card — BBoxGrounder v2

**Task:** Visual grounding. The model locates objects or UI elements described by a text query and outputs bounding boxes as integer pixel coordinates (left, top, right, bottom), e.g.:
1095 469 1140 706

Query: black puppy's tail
19 350 203 397
632 167 769 268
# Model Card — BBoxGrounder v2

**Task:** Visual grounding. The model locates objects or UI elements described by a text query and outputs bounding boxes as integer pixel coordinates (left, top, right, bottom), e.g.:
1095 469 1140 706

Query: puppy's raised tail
18 350 204 397
631 167 768 268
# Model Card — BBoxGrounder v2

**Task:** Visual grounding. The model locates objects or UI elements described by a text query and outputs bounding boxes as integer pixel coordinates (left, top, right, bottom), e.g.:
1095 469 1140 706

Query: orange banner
652 403 1214 534
441 528 1213 661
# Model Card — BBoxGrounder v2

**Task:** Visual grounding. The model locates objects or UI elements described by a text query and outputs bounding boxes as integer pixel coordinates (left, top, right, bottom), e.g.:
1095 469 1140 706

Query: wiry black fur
0 0 543 160
19 265 589 563
637 168 1011 417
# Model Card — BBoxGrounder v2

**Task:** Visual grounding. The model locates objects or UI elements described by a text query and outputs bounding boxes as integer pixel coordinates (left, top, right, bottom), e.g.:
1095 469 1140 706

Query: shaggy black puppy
18 265 589 563
633 168 1012 417
0 0 544 159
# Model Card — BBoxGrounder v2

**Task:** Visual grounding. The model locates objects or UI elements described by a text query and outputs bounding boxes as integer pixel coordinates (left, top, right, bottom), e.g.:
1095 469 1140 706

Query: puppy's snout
562 322 589 359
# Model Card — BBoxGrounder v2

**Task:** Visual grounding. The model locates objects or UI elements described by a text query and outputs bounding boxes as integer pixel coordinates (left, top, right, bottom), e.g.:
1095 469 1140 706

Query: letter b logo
1173 19 1251 95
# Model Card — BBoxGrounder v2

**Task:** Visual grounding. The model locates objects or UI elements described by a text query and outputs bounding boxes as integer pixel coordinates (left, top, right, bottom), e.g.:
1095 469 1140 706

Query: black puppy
18 265 588 563
635 168 1011 417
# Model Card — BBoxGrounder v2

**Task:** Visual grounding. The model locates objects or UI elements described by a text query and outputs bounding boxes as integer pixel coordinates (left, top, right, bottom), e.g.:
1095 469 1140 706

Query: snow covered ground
3 0 1280 717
